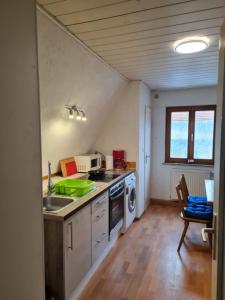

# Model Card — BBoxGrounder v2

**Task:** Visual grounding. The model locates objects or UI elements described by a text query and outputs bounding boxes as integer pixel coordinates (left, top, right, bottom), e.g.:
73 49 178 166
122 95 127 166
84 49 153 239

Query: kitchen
1 1 225 300
44 155 136 299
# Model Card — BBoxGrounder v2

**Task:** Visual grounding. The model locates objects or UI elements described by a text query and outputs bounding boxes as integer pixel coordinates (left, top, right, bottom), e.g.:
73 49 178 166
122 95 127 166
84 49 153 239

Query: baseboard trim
150 198 179 207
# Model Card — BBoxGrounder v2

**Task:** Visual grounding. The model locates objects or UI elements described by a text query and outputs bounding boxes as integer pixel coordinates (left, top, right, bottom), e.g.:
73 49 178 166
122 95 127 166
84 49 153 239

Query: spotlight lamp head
65 105 87 122
81 111 87 122
68 108 74 119
76 111 82 121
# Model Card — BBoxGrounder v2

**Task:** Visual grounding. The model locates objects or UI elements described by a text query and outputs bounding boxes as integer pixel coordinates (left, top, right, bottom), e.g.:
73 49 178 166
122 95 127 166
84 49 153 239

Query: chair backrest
176 174 189 206
176 184 185 206
180 174 189 198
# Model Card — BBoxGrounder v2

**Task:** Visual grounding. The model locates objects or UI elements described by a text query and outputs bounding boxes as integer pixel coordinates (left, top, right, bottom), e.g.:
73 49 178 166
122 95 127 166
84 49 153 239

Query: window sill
162 162 214 168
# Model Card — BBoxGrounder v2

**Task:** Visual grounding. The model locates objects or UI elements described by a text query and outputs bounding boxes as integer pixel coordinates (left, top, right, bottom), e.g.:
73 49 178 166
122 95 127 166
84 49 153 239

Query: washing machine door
128 187 136 213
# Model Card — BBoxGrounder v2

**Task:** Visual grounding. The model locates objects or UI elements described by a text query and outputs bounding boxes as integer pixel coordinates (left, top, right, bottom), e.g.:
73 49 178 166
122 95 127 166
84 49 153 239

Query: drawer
92 211 108 240
92 191 108 214
92 233 108 262
92 205 107 223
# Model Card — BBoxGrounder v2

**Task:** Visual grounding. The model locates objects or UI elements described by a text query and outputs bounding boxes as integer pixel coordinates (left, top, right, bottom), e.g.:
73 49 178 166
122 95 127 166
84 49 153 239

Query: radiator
170 169 211 200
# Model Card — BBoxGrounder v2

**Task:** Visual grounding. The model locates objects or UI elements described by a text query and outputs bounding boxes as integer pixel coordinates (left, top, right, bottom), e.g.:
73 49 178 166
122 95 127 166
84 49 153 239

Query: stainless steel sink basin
43 196 74 212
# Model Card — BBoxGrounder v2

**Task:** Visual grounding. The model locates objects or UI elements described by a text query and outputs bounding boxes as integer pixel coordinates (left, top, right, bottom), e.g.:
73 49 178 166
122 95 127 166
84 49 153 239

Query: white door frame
213 20 225 300
144 104 151 209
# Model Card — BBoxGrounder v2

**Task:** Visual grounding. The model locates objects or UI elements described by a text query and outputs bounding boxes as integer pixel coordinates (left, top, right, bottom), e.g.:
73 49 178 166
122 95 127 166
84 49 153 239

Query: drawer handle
95 209 106 221
96 216 103 221
96 198 107 207
95 233 107 246
67 222 73 250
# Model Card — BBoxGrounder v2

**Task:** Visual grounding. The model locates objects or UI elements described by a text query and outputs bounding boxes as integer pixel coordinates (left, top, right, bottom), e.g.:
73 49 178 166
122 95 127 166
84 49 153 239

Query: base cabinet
44 191 109 300
64 205 92 299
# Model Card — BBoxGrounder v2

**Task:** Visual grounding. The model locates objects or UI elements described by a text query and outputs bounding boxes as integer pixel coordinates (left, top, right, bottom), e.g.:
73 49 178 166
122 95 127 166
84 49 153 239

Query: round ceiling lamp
174 37 209 54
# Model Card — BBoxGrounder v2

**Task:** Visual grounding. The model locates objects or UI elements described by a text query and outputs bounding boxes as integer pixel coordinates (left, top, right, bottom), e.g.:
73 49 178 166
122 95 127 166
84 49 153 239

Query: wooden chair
176 177 212 252
179 174 207 205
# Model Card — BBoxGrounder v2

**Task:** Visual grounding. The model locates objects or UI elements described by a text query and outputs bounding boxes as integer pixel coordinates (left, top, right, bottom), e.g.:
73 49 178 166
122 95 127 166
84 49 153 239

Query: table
205 179 214 205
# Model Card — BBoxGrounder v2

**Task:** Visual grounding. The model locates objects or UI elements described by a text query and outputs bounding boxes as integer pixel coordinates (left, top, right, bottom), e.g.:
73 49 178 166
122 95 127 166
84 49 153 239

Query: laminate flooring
78 204 212 300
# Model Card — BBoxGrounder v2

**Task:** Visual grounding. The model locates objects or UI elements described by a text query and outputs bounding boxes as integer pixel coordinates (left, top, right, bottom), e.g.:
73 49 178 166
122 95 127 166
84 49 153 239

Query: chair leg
177 221 189 252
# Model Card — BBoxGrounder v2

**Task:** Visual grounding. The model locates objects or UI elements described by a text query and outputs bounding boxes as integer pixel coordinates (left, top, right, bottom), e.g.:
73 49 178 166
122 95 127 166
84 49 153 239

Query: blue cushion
183 204 213 220
188 195 207 205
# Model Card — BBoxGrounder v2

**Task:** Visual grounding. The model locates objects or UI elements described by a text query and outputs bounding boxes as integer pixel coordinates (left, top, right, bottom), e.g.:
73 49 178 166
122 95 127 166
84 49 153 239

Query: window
165 105 216 165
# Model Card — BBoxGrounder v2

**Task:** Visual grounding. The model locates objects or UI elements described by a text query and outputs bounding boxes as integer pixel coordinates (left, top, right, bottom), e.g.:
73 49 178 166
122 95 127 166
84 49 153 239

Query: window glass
194 110 215 160
170 111 189 158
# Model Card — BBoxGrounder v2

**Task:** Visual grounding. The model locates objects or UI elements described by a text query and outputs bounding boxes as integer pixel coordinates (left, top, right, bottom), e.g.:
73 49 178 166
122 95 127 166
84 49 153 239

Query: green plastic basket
55 179 95 197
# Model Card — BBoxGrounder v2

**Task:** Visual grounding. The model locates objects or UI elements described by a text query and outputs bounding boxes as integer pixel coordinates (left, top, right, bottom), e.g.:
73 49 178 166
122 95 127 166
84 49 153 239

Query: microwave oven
74 154 102 172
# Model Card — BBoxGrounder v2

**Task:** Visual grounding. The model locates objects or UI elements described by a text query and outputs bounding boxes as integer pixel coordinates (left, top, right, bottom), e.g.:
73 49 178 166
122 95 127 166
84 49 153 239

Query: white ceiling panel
96 37 219 56
91 28 219 51
43 0 128 15
105 46 218 63
37 0 224 89
84 19 222 47
68 0 225 33
111 49 218 65
56 0 190 25
75 7 225 41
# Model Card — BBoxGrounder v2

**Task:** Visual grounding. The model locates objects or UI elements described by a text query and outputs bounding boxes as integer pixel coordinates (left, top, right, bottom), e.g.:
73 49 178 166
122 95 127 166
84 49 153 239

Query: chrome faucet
47 161 54 196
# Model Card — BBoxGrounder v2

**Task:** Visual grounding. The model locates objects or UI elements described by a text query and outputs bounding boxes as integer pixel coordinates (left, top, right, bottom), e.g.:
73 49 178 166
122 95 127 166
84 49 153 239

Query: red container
113 150 126 170
113 150 125 160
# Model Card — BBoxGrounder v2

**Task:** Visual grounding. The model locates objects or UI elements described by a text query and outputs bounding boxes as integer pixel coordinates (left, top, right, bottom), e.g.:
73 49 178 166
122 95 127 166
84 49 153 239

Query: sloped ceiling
36 0 225 90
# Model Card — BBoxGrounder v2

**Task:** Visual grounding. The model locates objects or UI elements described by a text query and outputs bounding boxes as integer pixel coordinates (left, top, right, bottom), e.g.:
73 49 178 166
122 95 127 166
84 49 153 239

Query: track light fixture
65 105 87 122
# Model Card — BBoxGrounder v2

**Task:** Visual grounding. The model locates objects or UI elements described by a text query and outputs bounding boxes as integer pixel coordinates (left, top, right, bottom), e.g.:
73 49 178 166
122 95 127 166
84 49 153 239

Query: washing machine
121 173 136 233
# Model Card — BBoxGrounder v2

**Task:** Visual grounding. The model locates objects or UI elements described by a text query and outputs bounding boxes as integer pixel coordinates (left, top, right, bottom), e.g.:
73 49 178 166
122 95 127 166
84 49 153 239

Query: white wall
94 81 151 217
0 2 44 299
93 81 139 161
37 9 127 175
151 87 217 201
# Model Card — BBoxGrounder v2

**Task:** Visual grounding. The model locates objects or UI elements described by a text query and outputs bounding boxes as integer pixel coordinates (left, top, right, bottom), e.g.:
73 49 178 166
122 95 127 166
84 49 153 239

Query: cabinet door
64 205 91 299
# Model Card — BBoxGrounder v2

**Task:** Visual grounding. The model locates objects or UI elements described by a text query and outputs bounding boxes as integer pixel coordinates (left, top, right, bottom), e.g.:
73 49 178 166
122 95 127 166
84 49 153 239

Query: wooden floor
78 204 212 300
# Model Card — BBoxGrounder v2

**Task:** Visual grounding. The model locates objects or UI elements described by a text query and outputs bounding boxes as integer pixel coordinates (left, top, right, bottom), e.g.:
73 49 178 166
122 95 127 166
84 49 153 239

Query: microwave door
91 158 98 168
91 156 101 169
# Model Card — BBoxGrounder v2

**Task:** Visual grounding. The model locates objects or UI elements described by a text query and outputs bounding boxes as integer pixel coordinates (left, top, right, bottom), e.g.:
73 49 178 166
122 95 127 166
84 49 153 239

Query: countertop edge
43 170 135 222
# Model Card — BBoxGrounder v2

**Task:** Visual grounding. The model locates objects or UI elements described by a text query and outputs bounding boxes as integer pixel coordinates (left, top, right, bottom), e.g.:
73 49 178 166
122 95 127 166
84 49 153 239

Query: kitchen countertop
43 169 134 221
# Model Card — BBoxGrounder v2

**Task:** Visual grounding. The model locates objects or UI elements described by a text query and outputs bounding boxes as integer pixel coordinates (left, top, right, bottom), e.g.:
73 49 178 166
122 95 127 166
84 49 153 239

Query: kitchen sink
43 196 74 212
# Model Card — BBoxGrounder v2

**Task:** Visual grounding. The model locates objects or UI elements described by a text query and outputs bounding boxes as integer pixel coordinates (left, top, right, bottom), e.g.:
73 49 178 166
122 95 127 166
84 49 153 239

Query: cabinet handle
96 197 106 208
96 209 106 221
96 233 107 246
67 222 73 250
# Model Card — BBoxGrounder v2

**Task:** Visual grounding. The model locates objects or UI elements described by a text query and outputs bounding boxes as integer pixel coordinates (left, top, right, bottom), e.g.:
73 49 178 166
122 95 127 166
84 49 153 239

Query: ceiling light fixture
65 105 87 122
174 37 209 54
